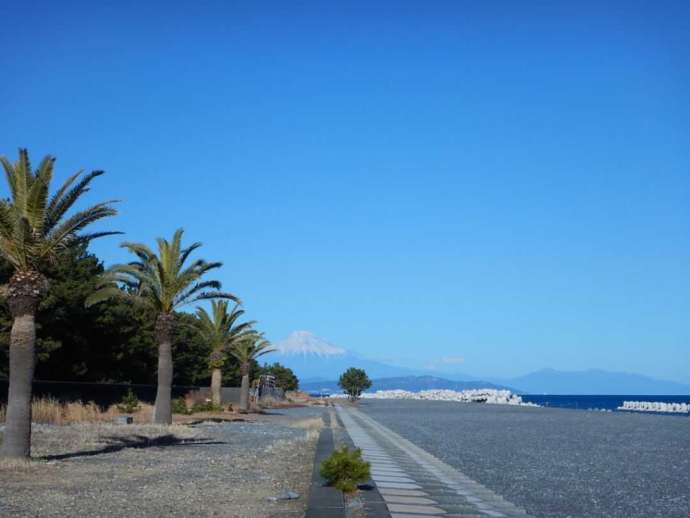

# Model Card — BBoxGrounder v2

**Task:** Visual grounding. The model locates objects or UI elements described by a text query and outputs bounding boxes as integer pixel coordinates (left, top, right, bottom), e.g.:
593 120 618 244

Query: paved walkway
337 405 532 518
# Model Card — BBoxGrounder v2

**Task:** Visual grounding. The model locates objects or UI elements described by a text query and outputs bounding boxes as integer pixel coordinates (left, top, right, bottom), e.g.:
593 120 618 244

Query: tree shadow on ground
40 434 225 461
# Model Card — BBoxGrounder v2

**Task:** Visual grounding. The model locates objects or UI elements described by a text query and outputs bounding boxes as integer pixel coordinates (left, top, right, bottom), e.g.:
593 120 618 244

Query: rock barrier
617 401 690 414
337 388 538 406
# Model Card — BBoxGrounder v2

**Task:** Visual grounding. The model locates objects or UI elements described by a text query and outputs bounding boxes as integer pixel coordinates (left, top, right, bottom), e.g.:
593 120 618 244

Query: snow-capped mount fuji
266 331 419 382
274 330 347 358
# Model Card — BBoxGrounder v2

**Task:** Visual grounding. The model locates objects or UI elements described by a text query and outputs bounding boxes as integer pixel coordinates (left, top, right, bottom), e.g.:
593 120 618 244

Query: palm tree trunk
211 368 222 407
1 313 36 459
239 363 249 413
1 270 46 459
153 313 175 425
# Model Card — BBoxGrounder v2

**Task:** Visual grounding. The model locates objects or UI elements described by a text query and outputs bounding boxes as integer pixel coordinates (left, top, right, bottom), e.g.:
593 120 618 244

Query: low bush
190 400 223 413
320 446 371 493
116 389 141 414
172 397 191 415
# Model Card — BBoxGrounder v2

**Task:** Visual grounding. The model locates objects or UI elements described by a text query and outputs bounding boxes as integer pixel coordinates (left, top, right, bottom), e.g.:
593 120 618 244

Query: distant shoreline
312 390 690 414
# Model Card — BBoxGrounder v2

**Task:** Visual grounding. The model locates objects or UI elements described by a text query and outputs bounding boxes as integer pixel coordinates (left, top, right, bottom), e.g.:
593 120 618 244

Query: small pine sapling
320 446 371 493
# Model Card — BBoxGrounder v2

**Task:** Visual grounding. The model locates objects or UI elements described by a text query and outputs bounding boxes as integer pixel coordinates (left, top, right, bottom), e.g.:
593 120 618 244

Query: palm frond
44 170 105 233
41 202 118 259
180 291 239 308
85 284 128 307
25 156 54 233
0 150 117 271
89 229 237 315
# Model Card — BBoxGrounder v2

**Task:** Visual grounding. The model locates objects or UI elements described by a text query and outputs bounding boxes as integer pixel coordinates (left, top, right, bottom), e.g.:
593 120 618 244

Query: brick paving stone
337 405 533 518
373 476 417 484
378 489 430 497
376 482 424 490
386 504 447 515
381 496 438 505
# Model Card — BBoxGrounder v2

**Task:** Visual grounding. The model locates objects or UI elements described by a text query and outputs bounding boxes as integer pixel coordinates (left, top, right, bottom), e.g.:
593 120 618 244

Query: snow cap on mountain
274 330 347 357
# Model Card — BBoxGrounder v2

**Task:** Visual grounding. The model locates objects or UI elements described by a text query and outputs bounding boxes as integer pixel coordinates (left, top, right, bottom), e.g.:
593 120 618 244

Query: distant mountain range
502 368 690 395
266 331 690 395
267 330 432 380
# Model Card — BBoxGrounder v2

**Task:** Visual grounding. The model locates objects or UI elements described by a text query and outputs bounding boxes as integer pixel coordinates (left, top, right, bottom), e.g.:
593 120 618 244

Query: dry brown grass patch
0 398 155 425
0 458 40 472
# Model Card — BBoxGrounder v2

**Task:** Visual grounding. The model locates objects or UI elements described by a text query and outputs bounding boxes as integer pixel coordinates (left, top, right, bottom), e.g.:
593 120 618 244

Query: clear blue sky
1 1 689 382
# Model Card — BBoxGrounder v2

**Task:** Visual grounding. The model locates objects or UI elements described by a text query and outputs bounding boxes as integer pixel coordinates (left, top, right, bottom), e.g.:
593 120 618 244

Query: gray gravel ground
358 399 690 518
0 406 325 517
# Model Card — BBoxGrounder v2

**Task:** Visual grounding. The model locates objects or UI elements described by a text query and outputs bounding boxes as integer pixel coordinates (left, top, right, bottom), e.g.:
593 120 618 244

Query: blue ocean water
521 394 690 413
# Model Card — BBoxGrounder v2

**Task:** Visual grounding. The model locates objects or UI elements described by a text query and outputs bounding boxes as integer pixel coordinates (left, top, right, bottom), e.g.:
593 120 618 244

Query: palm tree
230 332 275 413
196 301 255 406
87 228 237 424
0 149 118 459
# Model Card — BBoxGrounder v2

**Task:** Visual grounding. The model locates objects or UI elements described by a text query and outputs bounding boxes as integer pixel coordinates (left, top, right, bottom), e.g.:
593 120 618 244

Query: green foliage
230 332 275 372
171 397 191 415
116 389 140 413
87 228 237 313
223 358 259 386
191 400 223 413
0 149 119 271
0 247 158 382
259 362 299 391
172 312 213 385
0 249 243 386
0 152 263 393
319 447 371 493
338 368 372 400
195 301 255 371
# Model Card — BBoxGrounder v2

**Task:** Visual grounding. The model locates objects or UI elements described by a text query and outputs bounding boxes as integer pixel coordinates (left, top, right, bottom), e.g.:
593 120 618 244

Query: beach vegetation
116 389 141 414
258 362 299 391
338 367 372 401
320 446 371 493
230 332 275 412
171 397 191 415
0 149 118 459
195 301 255 406
86 229 238 425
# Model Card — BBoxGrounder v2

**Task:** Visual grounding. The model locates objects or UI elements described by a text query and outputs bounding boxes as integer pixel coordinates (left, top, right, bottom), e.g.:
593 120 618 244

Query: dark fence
0 380 290 408
257 386 285 401
220 387 242 404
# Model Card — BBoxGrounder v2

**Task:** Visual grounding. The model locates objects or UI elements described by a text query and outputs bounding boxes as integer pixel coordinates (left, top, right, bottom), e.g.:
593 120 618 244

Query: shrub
172 397 191 415
338 368 372 401
191 400 223 413
116 389 141 414
258 362 299 391
320 446 371 493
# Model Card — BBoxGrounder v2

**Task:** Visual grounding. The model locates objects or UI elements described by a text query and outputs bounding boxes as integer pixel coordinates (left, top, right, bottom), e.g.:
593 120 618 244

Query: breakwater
618 400 690 414
338 388 536 406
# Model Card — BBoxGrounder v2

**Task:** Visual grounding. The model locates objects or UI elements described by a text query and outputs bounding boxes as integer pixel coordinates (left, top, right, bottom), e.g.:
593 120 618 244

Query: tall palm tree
195 301 255 406
87 228 237 424
230 332 275 413
0 149 118 459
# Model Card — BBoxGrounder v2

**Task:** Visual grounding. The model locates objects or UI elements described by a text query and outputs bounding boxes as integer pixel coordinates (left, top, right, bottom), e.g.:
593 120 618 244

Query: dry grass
289 416 323 441
0 398 154 425
0 458 35 471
